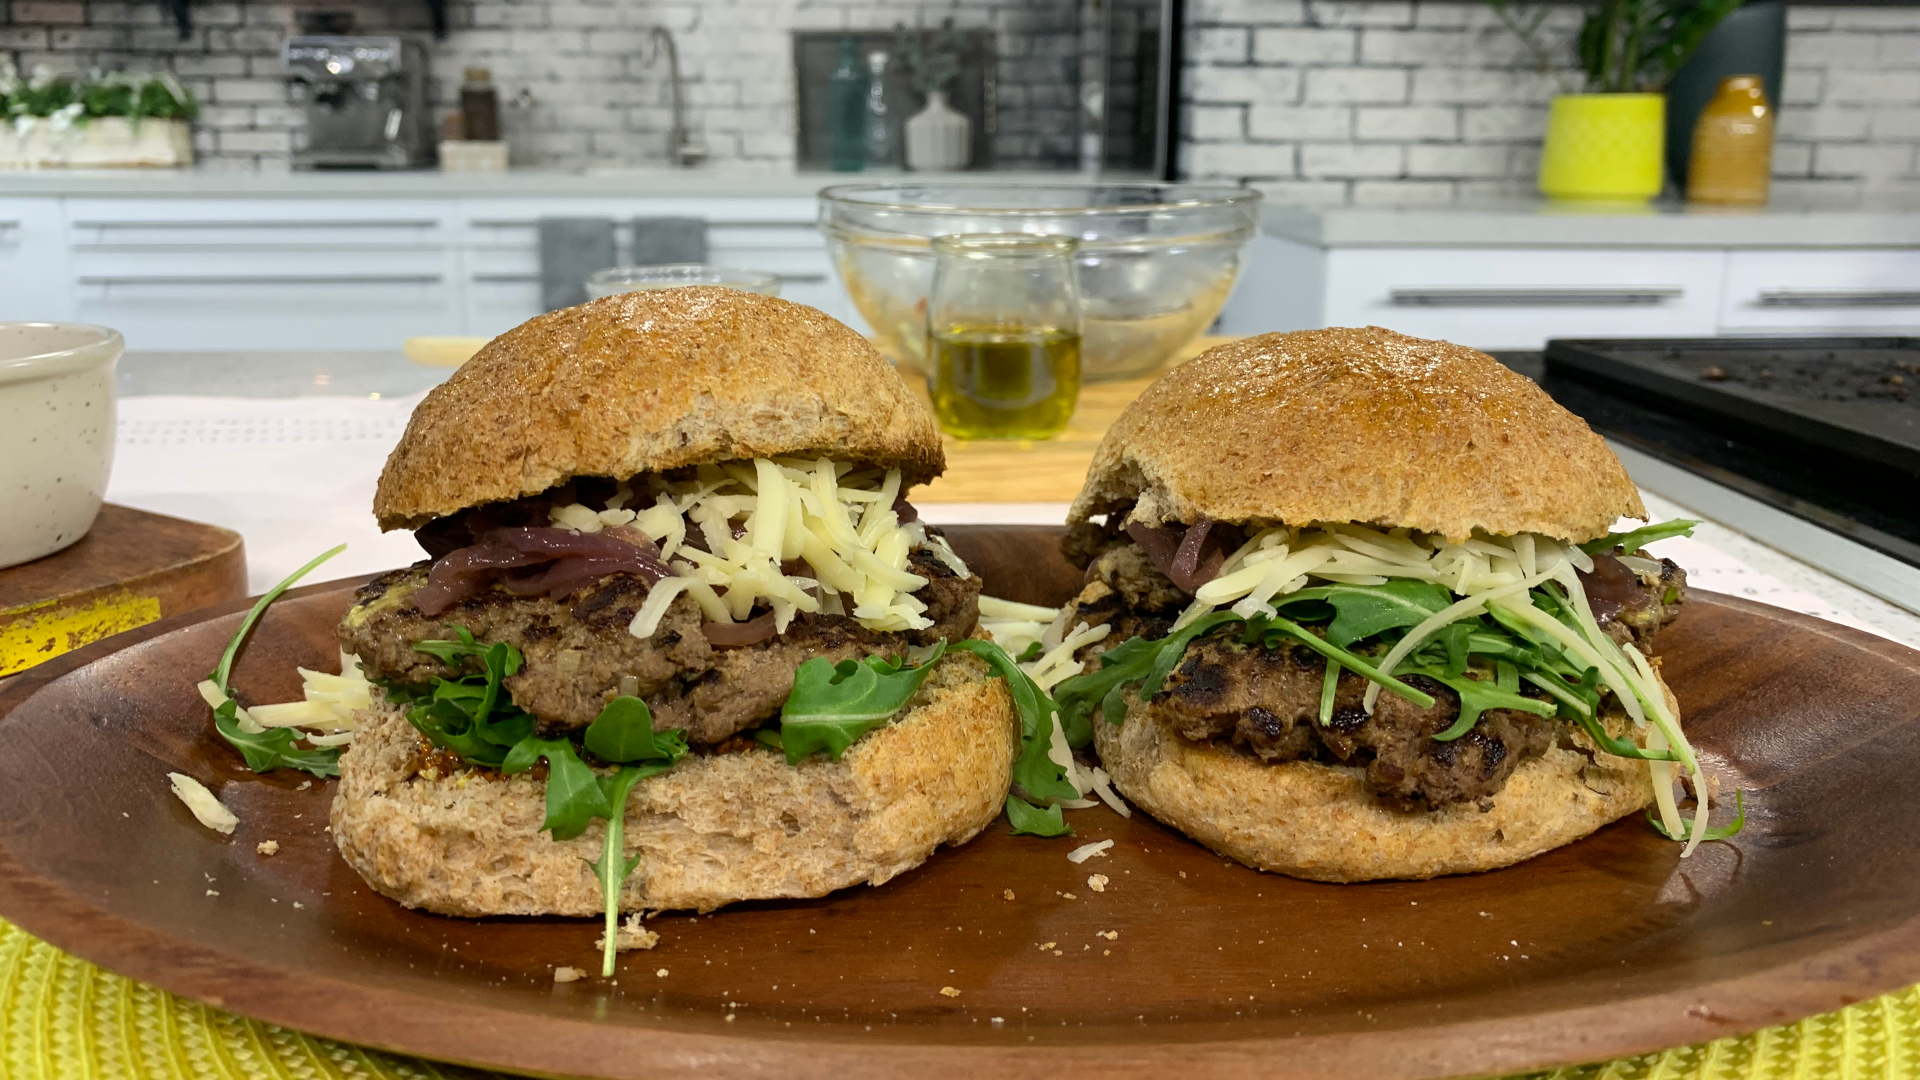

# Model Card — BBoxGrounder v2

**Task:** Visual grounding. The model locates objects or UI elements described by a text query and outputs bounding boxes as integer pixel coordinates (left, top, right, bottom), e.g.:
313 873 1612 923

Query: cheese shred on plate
168 772 238 835
546 458 958 638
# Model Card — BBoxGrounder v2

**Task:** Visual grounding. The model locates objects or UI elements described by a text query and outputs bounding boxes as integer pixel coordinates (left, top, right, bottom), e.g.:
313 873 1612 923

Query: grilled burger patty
1063 529 1685 809
342 545 982 745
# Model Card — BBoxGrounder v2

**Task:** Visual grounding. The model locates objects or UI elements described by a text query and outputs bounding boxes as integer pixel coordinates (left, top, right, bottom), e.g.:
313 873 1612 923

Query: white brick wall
2 0 1081 170
1181 0 1920 204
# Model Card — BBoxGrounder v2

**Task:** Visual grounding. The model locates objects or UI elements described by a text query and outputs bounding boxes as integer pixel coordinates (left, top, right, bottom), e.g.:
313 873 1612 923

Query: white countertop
0 166 1083 200
1263 195 1920 249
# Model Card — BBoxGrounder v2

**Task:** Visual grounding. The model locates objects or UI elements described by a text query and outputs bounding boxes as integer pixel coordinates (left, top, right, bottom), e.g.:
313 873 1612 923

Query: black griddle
1527 337 1920 571
1544 337 1920 477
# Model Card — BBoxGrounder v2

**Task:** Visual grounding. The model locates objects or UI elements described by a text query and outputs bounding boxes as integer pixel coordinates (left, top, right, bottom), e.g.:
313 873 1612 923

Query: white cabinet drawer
1720 250 1920 332
65 198 451 250
1324 248 1725 350
0 199 74 323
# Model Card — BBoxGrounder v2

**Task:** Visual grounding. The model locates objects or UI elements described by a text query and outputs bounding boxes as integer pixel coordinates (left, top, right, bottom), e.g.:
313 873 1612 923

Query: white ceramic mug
0 323 123 570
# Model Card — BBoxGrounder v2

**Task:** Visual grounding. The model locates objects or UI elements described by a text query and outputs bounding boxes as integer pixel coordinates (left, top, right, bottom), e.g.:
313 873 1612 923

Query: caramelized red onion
701 611 778 648
412 526 671 617
1577 552 1657 626
1127 518 1236 594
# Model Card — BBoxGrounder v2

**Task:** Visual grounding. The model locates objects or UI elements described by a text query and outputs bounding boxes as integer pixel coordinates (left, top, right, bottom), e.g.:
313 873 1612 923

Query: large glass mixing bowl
819 183 1263 382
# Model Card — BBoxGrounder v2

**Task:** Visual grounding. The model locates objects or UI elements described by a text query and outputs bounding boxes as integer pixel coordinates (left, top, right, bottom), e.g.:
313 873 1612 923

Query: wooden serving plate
1 525 1917 1080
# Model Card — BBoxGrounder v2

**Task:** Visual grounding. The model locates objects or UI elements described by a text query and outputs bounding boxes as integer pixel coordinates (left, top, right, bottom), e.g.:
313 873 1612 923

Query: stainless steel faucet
648 26 708 167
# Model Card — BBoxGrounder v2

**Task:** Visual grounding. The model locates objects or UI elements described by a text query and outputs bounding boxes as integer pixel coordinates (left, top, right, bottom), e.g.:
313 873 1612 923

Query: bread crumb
1039 941 1057 951
1003 889 1015 900
1179 871 1187 878
297 780 312 790
595 913 660 953
1087 874 1109 893
1052 950 1064 956
939 986 961 998
553 967 584 983
1061 892 1077 900
205 890 219 897
1099 930 1119 940
725 1014 736 1022
255 840 280 856
656 968 669 978
292 901 303 909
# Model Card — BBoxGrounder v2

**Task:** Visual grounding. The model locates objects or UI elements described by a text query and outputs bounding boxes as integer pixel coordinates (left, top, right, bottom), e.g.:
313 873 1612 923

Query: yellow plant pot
1538 93 1666 202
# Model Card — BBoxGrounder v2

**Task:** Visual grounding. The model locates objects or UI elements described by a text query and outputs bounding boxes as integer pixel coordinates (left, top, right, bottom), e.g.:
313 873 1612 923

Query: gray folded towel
538 216 617 311
631 217 707 266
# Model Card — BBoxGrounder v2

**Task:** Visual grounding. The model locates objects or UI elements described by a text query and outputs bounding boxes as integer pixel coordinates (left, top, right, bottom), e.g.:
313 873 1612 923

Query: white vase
904 89 971 173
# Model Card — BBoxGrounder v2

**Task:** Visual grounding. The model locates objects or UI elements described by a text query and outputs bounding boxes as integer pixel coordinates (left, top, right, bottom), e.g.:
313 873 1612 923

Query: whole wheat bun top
373 288 944 530
1067 327 1645 543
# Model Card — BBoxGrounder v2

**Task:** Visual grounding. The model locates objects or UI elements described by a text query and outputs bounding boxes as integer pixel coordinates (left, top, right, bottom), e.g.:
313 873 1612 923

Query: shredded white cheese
240 651 373 748
550 458 943 639
1089 767 1131 818
168 772 238 835
1067 839 1115 863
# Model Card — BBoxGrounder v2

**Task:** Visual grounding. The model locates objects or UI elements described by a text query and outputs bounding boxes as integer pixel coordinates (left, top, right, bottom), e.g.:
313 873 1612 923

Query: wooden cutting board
913 336 1233 504
0 504 246 680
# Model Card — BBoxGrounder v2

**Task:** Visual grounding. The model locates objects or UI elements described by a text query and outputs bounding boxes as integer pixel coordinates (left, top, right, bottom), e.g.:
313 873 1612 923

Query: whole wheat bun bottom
330 656 1015 917
1093 680 1671 883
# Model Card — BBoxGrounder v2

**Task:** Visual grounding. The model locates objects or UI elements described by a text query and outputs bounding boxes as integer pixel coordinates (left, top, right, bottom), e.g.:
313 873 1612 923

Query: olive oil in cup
927 324 1081 439
925 234 1082 440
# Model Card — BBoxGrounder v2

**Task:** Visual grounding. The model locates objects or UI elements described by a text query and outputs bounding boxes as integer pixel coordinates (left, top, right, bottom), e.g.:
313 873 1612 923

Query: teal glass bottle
827 37 868 172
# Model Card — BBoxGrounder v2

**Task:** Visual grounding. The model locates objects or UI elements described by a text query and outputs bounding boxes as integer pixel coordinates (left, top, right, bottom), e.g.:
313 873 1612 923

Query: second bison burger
1052 327 1723 882
329 288 1056 969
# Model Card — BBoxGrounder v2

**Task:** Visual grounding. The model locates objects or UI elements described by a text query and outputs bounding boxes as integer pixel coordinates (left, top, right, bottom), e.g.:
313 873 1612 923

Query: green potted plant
1487 0 1742 200
1 64 198 168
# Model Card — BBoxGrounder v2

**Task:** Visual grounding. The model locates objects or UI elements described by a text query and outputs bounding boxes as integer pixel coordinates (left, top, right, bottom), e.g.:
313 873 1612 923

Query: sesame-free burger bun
373 287 944 530
1067 327 1645 545
1091 676 1665 882
331 655 1015 916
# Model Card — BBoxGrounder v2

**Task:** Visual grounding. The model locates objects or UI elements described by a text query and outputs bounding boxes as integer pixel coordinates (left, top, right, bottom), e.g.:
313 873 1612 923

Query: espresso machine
283 35 435 169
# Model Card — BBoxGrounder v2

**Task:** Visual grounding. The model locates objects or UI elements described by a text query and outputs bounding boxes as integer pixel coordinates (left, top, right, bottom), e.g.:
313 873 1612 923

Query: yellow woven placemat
4 917 1917 1080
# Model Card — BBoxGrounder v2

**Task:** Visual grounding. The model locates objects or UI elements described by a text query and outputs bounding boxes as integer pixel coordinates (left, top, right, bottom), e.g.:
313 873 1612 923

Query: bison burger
1051 327 1720 882
326 289 1049 962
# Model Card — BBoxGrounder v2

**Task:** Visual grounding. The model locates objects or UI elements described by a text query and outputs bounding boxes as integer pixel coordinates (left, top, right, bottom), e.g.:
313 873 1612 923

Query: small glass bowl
584 265 782 300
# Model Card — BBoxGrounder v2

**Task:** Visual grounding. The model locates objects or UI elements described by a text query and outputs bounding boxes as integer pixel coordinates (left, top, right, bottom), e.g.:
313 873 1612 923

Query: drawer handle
70 219 441 230
79 274 443 286
1390 286 1682 307
471 272 539 283
1757 288 1920 308
776 273 828 284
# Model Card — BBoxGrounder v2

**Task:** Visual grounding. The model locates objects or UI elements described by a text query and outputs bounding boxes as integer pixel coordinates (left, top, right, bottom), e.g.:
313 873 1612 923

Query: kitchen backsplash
4 0 1916 199
0 0 1081 170
1182 0 1920 204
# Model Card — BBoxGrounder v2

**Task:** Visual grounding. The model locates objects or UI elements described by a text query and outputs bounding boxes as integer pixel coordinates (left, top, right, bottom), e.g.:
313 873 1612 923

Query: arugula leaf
780 643 949 763
397 631 536 767
1648 789 1746 842
212 699 342 777
950 639 1080 806
210 543 347 693
502 737 612 841
1243 614 1437 708
586 760 679 977
583 696 687 763
1318 658 1341 726
1005 794 1073 838
1279 581 1451 647
751 727 785 751
1410 667 1556 741
1017 641 1045 662
1580 519 1699 556
206 543 347 777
